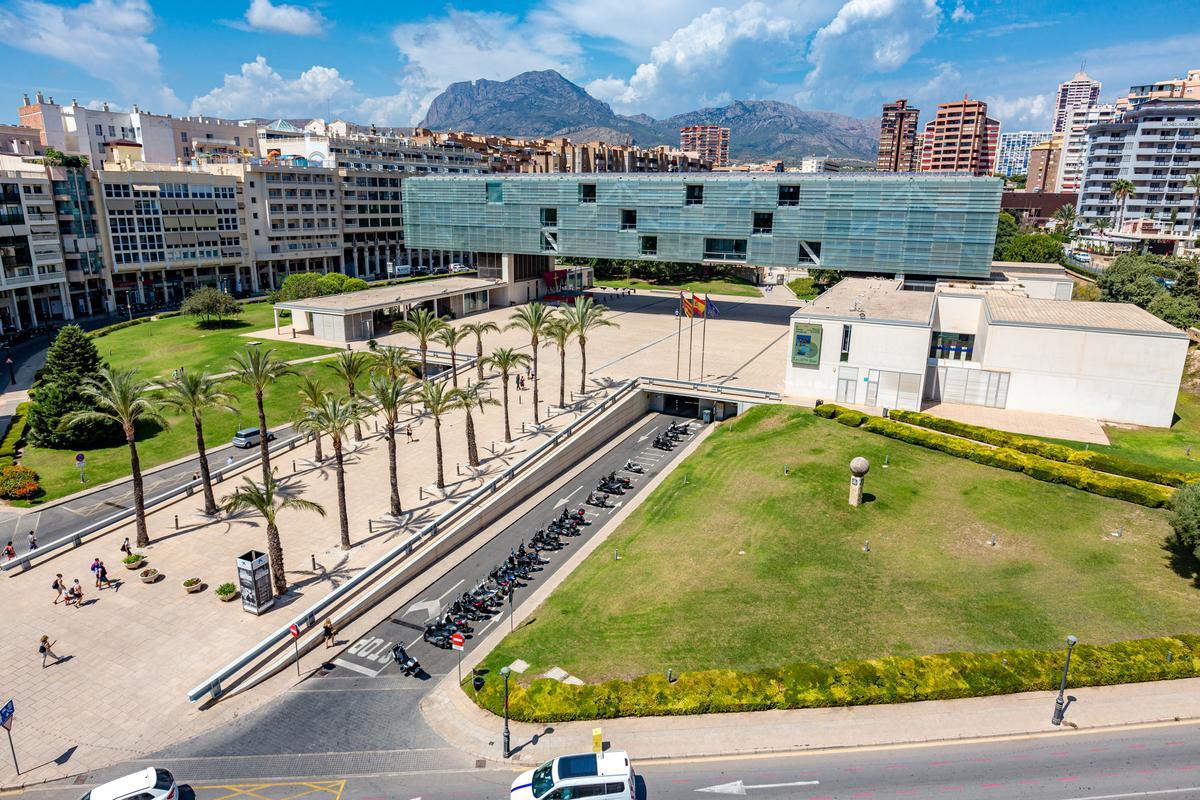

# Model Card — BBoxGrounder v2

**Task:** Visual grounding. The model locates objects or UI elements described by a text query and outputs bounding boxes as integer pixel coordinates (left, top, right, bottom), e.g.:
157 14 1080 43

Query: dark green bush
90 317 152 338
886 409 1192 488
812 403 851 420
0 401 30 467
471 635 1200 722
835 410 867 427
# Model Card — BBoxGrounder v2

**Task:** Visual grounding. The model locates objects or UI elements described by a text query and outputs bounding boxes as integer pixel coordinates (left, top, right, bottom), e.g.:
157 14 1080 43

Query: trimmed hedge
472 635 1200 722
90 317 152 338
861 417 1173 508
0 401 30 467
887 409 1194 488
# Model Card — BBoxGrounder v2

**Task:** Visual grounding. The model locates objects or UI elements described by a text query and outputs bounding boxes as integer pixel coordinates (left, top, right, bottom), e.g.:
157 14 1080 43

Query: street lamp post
500 665 512 758
1051 635 1078 726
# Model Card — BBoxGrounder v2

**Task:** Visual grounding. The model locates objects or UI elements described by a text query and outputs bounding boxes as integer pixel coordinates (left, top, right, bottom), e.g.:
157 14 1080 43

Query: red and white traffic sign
288 624 300 638
450 632 465 651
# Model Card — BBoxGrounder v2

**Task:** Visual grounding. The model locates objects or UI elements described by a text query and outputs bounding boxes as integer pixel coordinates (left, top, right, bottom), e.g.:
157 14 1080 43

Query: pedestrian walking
51 573 65 605
192 469 200 482
39 635 59 668
90 557 101 588
226 454 234 467
120 537 132 558
405 424 414 444
3 541 14 561
27 529 37 551
68 578 83 608
97 560 111 589
323 618 335 648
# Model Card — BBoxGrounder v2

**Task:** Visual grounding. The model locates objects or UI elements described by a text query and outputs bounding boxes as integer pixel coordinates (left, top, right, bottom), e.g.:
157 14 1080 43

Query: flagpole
687 308 696 380
700 299 708 381
675 293 683 379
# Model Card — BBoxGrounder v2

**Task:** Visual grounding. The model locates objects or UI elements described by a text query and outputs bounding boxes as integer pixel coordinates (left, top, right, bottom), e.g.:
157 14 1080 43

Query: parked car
413 264 431 276
449 263 473 274
432 264 450 275
511 752 636 800
1074 251 1092 263
232 427 275 449
391 263 413 278
82 768 177 800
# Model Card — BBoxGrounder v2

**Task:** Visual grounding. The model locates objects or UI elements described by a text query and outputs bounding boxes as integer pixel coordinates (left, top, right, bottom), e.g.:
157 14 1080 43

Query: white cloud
190 56 353 119
950 0 973 23
546 0 719 52
983 94 1050 128
244 0 325 36
0 0 180 112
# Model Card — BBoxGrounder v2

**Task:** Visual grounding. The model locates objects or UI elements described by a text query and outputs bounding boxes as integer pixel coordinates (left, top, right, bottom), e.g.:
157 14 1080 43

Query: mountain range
419 70 879 164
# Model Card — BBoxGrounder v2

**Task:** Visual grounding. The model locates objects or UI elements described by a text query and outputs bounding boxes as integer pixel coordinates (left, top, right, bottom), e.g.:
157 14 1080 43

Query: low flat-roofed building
786 274 1187 426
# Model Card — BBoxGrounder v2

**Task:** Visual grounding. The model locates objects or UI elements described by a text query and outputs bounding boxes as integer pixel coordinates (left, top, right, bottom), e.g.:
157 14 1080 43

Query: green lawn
19 303 341 502
95 302 335 379
594 276 762 298
480 405 1198 684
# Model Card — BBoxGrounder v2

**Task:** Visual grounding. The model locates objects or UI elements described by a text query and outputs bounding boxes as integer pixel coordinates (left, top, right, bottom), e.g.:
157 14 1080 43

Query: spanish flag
690 294 706 318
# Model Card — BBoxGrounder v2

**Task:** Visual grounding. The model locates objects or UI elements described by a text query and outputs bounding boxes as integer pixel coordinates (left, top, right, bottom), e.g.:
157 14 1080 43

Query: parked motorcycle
392 643 420 675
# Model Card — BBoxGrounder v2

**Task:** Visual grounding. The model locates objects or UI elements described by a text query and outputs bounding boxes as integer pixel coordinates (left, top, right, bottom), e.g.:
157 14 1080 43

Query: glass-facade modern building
402 174 1001 278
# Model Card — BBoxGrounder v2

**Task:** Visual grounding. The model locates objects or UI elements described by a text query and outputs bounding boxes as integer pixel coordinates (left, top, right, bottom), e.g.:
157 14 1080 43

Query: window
640 235 658 256
840 325 852 362
180 132 188 142
580 183 597 203
540 207 558 226
108 126 116 137
95 124 103 137
703 238 746 261
929 331 975 361
798 240 822 264
752 211 773 234
485 182 503 203
685 184 704 205
620 209 637 230
778 185 800 206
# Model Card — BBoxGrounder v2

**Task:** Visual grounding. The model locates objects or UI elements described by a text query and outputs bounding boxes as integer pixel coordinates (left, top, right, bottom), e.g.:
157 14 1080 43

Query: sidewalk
424 671 1200 765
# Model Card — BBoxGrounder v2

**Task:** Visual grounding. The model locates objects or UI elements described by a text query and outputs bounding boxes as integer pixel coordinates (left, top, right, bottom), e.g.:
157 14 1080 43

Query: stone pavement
425 669 1200 765
0 351 603 788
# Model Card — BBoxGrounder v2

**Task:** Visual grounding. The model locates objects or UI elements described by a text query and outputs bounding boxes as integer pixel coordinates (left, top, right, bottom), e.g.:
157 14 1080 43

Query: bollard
311 554 316 571
419 486 425 500
456 463 461 476
614 548 620 561
489 441 495 455
368 519 374 533
592 728 603 753
375 420 379 433
174 514 179 529
883 453 890 468
292 459 296 472
784 463 789 475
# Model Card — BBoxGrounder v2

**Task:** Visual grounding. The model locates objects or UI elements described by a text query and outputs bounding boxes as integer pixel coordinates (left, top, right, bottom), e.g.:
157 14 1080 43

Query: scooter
623 460 645 474
392 643 420 675
652 436 673 451
586 492 611 508
606 471 633 489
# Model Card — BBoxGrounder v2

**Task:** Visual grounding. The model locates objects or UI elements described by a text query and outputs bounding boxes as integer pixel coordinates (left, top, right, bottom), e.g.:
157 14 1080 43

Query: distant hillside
418 70 879 163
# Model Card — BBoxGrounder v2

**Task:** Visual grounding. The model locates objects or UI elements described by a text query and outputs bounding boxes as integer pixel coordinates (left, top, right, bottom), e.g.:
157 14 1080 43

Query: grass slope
483 405 1198 683
594 277 761 298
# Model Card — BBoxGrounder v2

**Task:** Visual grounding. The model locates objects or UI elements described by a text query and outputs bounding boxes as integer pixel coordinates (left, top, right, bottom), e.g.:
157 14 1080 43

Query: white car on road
511 751 635 800
82 768 178 800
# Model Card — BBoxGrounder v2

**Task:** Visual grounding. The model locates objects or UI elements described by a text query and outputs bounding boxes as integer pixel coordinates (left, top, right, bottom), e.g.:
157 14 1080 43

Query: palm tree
159 370 237 515
542 317 574 408
372 345 418 383
392 307 447 378
64 366 164 548
1094 216 1111 237
228 347 295 484
1187 173 1200 239
294 375 326 462
369 373 414 517
326 350 371 441
295 393 367 550
1110 178 1137 233
418 379 456 489
1053 204 1077 234
433 325 471 388
559 296 617 394
483 347 530 443
221 471 325 596
451 382 499 467
506 302 553 423
461 321 500 381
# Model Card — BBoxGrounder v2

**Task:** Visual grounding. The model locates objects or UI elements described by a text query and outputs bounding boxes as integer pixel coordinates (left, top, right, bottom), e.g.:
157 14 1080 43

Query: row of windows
113 250 164 264
109 217 162 234
263 173 335 184
110 234 164 251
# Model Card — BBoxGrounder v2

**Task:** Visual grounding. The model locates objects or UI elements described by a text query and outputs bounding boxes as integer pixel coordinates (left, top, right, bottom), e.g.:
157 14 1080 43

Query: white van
511 751 636 800
392 263 413 278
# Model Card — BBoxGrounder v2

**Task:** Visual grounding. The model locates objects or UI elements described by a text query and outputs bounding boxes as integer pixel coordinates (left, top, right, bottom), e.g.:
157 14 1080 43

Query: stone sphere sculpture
850 456 870 477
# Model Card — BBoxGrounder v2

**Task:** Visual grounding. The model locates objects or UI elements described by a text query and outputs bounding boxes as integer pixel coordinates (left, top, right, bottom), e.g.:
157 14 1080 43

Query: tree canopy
998 233 1065 265
27 325 119 448
181 286 242 327
993 212 1019 260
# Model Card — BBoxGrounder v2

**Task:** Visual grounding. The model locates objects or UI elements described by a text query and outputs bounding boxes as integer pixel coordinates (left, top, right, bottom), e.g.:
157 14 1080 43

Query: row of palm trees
64 296 616 592
1057 175 1200 240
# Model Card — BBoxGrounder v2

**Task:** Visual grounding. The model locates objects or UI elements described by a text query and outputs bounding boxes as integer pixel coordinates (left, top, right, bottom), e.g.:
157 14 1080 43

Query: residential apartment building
797 157 843 173
1056 103 1116 193
1077 99 1200 240
919 98 1000 176
0 125 42 157
1053 71 1102 133
996 131 1052 177
17 93 257 165
0 155 71 331
1116 68 1200 112
1025 135 1062 194
680 125 730 168
877 99 921 172
50 163 109 316
402 174 1002 279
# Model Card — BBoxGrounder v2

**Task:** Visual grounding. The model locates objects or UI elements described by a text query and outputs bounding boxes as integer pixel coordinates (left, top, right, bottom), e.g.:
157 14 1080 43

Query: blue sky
0 0 1197 130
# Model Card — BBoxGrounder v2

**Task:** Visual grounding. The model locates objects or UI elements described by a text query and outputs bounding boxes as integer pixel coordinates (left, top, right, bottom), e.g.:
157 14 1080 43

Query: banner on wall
791 323 822 367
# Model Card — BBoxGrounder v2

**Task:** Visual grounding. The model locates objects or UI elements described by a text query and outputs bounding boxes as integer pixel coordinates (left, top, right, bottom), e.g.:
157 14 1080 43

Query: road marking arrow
696 780 819 795
405 578 464 620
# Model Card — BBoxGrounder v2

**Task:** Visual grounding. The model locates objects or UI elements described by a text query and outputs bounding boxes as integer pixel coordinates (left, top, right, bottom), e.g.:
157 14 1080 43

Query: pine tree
27 325 119 448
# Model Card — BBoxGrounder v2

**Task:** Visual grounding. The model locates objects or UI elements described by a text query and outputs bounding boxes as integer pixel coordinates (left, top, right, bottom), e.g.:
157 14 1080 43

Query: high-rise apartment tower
877 99 921 172
679 125 730 168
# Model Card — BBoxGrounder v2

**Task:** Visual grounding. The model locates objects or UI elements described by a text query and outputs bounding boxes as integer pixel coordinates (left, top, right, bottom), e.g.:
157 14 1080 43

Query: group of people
515 368 535 391
2 529 38 561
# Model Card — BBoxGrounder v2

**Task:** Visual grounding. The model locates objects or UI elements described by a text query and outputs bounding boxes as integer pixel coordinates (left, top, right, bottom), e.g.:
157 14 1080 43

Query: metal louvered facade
402 174 1001 278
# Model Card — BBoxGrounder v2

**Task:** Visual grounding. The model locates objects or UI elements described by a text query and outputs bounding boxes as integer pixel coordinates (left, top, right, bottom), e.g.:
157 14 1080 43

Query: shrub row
0 401 30 467
0 464 40 499
887 409 1194 488
471 635 1200 722
90 317 152 338
862 417 1173 508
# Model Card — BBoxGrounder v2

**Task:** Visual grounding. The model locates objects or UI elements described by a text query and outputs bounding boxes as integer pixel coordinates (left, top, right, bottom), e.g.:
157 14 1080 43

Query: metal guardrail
186 377 641 703
637 375 781 401
1 351 477 574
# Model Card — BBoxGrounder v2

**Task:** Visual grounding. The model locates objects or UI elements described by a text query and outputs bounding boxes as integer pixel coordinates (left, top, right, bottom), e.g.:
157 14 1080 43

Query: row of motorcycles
652 420 691 451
